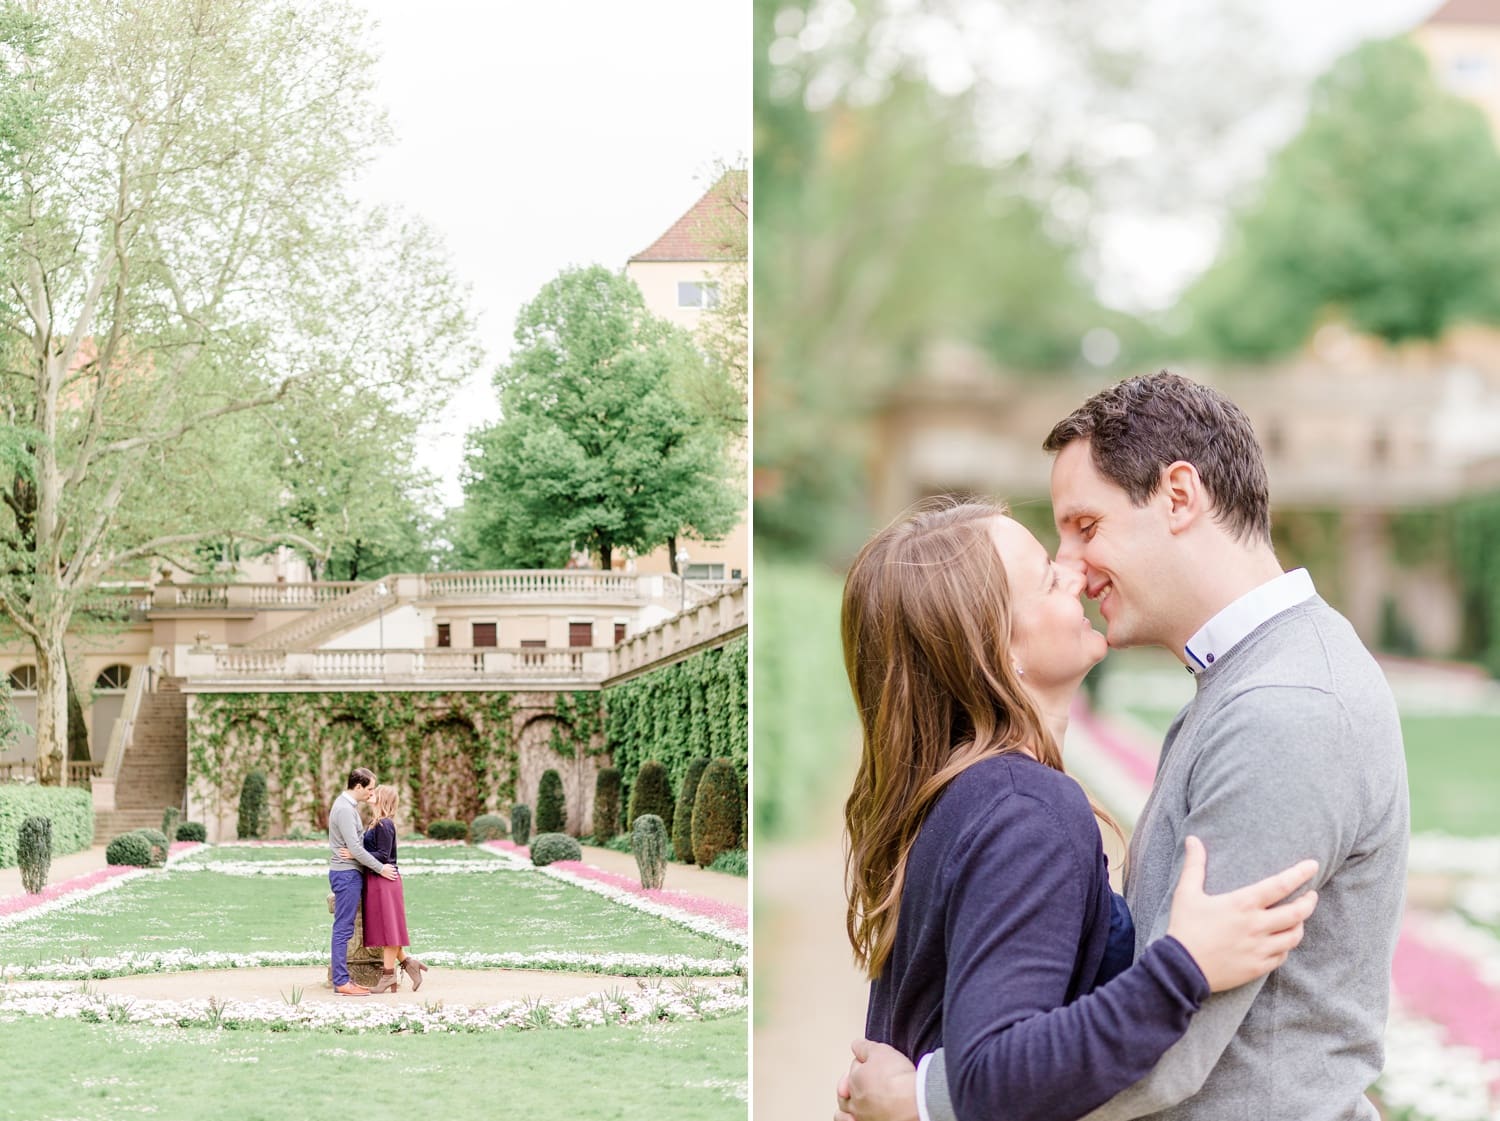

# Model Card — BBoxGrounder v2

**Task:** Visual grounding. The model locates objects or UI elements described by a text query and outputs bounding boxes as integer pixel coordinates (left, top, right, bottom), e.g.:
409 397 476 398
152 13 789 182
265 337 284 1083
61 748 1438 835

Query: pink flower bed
1393 920 1500 1067
0 865 139 916
1072 702 1159 789
484 840 748 930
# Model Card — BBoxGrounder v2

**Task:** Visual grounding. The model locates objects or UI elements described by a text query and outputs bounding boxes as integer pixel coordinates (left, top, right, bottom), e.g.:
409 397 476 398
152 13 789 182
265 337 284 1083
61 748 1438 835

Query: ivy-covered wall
603 635 748 815
187 690 606 839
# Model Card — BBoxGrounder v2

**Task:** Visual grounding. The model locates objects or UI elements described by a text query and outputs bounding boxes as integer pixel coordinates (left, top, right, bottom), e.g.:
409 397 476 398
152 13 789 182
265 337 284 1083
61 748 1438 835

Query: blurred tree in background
1188 37 1500 358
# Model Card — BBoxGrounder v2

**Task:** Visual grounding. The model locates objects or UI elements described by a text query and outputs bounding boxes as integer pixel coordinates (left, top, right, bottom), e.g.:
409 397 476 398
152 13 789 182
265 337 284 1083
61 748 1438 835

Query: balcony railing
190 646 613 685
0 759 104 787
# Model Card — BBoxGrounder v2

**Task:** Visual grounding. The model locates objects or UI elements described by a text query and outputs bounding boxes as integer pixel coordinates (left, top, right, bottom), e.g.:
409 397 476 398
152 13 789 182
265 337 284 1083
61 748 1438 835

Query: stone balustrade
181 646 616 688
606 583 747 682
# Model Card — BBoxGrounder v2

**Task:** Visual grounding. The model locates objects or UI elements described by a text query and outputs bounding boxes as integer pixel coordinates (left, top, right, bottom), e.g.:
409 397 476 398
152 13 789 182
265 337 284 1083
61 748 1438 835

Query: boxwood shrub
106 831 153 867
530 832 581 866
175 821 207 843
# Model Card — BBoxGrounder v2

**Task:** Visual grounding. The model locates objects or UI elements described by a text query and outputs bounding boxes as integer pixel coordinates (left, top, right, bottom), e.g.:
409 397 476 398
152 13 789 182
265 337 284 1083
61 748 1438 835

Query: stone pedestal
325 891 384 988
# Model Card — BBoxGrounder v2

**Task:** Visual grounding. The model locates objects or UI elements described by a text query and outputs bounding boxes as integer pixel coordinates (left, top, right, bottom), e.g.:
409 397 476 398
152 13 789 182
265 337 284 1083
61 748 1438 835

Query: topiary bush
0 786 93 867
17 815 51 894
468 813 509 843
237 770 268 840
672 757 709 863
592 767 621 844
530 832 581 866
511 803 532 847
175 821 206 843
627 760 675 837
708 849 748 877
136 828 169 868
106 831 154 867
631 813 668 890
536 769 565 834
425 819 467 841
161 805 182 840
691 757 743 868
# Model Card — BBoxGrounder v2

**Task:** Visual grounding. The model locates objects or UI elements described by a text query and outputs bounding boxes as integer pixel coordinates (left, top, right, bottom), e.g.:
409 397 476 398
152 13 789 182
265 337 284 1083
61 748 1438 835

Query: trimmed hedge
536 769 565 834
627 760 675 836
106 832 153 867
707 848 748 877
136 828 169 868
672 758 709 864
468 813 509 843
511 804 532 847
161 806 182 839
0 785 93 867
175 821 206 842
631 813 668 890
530 832 581 866
18 815 51 893
592 767 621 844
237 770 268 840
425 819 467 841
691 757 743 868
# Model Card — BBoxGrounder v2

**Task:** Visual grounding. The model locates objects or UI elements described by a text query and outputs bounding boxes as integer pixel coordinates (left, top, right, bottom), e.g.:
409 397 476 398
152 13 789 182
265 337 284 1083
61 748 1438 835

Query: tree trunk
33 626 70 786
668 534 679 575
600 541 612 571
67 666 90 763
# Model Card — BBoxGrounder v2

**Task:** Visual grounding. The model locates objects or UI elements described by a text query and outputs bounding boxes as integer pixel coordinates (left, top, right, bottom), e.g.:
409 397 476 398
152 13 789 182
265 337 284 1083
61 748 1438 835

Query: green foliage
752 559 854 841
707 849 748 877
425 820 467 841
548 692 606 760
175 822 206 843
671 758 709 864
630 814 668 890
602 832 633 854
627 761 675 836
1453 491 1500 675
468 813 509 843
1187 37 1500 358
17 815 51 893
592 767 622 845
135 828 170 868
237 770 268 840
460 265 740 569
105 832 153 867
161 806 182 840
691 759 744 869
189 692 515 836
605 635 747 819
536 769 566 835
0 785 92 867
529 832 582 867
510 804 532 847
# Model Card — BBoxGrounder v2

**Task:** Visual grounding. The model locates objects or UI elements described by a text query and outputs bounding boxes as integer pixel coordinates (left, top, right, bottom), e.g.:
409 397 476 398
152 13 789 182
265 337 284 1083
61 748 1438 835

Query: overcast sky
350 1 749 506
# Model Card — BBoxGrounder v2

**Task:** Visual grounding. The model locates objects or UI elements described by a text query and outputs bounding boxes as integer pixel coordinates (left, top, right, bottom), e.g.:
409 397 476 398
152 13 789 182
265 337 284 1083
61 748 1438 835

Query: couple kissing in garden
835 373 1409 1121
328 767 429 997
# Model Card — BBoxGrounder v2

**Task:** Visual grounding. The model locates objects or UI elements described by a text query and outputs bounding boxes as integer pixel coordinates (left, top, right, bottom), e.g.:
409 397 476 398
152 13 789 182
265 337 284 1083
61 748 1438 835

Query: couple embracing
837 373 1408 1121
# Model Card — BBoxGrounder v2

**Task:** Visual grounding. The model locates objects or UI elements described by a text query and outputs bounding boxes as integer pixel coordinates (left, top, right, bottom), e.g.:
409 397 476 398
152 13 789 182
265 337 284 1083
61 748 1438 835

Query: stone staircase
94 677 187 843
244 579 384 650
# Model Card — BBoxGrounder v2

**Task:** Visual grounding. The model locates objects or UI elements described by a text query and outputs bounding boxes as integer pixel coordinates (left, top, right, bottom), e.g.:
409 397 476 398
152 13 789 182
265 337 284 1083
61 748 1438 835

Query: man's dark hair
347 767 376 790
1043 371 1272 545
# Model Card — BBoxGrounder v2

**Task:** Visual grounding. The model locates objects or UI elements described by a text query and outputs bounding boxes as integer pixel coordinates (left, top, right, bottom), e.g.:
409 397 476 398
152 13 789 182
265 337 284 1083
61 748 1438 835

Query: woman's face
988 515 1107 691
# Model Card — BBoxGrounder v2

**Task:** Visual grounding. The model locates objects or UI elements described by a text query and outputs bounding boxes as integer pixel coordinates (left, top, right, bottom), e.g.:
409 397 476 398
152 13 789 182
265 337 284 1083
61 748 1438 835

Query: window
569 622 593 648
685 563 725 580
731 568 742 580
94 664 131 691
7 665 36 692
472 623 497 647
614 622 627 645
1448 54 1495 92
677 281 720 309
436 623 451 648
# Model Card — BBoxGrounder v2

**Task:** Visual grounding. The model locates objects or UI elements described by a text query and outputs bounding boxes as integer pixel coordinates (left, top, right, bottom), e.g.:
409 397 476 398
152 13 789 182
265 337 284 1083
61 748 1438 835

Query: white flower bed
1409 833 1500 877
168 860 517 877
1408 911 1500 991
1376 1004 1500 1121
0 869 152 931
1 947 745 982
0 978 748 1033
532 863 749 949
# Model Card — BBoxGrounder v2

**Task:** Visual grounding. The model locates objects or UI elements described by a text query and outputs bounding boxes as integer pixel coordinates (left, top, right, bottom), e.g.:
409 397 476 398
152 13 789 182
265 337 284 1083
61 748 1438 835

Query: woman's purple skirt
362 870 409 947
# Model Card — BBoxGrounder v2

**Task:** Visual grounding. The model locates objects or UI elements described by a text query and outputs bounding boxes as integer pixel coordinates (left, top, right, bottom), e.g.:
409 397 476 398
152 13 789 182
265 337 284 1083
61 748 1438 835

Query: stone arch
313 715 384 831
412 714 484 830
514 712 600 836
208 714 279 842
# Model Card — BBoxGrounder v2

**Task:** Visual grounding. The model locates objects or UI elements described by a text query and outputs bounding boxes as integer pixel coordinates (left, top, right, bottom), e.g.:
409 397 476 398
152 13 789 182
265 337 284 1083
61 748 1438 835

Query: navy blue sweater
362 818 398 866
865 754 1207 1121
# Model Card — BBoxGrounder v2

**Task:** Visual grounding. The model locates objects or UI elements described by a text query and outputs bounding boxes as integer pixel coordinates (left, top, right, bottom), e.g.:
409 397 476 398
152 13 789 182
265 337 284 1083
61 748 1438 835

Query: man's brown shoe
334 982 371 996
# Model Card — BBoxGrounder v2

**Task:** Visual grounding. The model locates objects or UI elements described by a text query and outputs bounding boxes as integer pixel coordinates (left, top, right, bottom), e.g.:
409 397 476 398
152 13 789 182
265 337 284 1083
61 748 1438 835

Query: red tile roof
629 170 747 263
1425 0 1500 25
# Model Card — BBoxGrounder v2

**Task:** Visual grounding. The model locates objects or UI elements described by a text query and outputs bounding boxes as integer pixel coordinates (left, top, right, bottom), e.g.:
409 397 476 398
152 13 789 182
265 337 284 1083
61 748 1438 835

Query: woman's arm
362 820 395 866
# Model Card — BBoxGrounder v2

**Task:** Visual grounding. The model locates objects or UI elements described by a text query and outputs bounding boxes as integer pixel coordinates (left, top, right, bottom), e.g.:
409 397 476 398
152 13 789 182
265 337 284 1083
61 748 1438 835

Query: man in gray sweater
329 766 396 996
841 373 1409 1120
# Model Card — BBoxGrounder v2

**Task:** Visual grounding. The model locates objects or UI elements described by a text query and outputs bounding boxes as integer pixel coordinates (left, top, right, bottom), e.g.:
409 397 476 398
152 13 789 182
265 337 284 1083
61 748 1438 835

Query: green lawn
173 842 493 864
0 1013 748 1121
1124 706 1500 838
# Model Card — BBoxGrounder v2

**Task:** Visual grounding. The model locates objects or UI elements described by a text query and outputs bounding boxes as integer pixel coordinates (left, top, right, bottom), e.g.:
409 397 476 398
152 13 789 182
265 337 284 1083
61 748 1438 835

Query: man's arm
333 803 387 874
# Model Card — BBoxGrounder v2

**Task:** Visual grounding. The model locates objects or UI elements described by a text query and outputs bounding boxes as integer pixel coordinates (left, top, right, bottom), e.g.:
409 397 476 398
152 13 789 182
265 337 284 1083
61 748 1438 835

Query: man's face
353 782 375 803
1050 439 1175 651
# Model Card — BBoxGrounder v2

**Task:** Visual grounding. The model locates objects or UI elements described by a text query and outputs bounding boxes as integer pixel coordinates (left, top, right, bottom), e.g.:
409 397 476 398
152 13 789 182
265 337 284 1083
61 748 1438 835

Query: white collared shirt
1183 568 1316 674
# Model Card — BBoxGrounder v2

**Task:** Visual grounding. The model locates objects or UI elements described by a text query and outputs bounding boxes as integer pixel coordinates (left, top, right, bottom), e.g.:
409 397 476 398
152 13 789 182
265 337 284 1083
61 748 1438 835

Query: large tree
0 0 475 783
461 266 740 572
1187 37 1500 358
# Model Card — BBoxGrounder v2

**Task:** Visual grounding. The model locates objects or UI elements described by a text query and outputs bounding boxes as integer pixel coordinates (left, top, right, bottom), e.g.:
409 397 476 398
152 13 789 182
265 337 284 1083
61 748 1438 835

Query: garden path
0 843 110 899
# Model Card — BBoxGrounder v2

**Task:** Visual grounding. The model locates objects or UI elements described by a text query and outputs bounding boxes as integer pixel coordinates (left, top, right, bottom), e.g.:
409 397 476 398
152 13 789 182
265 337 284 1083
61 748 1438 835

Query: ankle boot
372 969 399 994
400 955 428 991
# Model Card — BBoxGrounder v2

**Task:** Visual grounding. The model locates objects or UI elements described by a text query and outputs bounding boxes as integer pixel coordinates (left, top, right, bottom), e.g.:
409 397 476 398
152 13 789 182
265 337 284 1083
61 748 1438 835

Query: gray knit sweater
923 597 1408 1120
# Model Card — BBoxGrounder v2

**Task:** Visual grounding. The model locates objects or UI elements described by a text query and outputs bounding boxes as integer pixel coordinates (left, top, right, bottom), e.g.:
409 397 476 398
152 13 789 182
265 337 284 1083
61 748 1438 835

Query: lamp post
675 549 691 613
375 581 389 667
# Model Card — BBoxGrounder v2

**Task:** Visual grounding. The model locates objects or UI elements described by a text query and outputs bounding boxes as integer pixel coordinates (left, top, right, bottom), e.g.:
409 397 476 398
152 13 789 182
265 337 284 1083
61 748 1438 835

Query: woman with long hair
837 501 1317 1121
341 784 428 993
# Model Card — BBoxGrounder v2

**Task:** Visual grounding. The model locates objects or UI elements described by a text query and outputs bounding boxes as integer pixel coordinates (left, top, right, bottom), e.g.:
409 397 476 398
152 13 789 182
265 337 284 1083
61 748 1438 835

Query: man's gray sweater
328 792 384 873
924 596 1409 1120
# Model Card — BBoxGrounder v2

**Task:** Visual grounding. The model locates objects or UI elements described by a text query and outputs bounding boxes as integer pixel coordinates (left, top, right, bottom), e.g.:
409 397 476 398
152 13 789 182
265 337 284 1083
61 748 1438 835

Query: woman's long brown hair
842 501 1067 979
